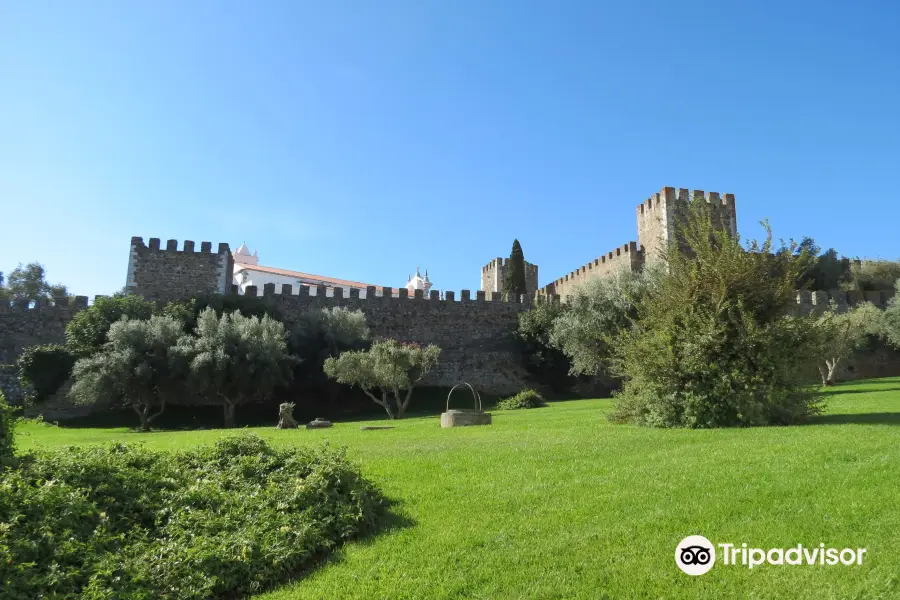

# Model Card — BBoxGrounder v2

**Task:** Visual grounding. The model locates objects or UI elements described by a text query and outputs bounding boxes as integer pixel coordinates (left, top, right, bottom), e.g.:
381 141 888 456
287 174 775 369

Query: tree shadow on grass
252 497 417 598
806 412 900 426
820 387 900 397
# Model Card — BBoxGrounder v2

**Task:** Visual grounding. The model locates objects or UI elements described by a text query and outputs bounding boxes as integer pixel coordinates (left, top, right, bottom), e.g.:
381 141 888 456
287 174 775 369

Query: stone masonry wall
538 242 643 298
250 283 534 395
126 237 233 303
636 187 737 263
0 297 88 364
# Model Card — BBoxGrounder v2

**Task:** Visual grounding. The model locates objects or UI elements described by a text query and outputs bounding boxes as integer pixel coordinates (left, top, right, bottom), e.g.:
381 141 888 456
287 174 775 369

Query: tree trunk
223 402 236 428
818 364 830 387
397 386 415 418
825 357 841 386
133 404 151 432
362 388 395 419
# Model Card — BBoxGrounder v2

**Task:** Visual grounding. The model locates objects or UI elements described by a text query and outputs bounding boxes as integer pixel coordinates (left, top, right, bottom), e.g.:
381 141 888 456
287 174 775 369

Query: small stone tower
636 187 737 263
480 258 539 296
125 237 233 302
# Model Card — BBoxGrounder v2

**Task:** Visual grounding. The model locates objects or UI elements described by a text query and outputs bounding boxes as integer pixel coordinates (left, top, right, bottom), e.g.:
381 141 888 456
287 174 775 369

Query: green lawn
18 378 900 599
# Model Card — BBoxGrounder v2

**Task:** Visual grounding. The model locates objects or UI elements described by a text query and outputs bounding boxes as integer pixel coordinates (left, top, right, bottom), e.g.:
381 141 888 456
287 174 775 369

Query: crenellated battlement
132 236 231 255
239 283 556 305
0 296 92 312
792 288 896 315
538 241 643 297
126 236 233 302
637 187 737 261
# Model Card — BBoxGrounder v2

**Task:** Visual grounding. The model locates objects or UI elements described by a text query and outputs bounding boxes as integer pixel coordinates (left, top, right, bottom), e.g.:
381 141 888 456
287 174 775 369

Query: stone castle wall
126 237 233 303
481 258 539 295
538 186 737 296
0 297 89 365
539 242 643 298
249 283 533 394
636 187 737 263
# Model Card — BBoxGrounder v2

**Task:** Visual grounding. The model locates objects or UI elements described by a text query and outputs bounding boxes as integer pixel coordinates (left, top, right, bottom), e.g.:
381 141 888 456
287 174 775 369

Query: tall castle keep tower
636 187 737 263
540 186 738 298
481 258 539 296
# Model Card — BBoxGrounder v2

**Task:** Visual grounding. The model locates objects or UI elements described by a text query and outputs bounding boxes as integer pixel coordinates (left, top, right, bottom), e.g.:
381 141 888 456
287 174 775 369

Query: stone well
440 382 492 428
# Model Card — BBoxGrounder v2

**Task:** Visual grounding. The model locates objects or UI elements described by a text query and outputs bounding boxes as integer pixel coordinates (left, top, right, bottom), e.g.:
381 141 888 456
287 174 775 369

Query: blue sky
2 0 898 297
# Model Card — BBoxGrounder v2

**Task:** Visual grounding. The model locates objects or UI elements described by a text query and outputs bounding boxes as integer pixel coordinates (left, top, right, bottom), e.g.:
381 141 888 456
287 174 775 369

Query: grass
17 377 900 599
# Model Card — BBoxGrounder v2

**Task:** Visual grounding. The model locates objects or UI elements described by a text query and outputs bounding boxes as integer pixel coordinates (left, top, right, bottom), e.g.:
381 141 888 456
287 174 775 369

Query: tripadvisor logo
675 536 867 575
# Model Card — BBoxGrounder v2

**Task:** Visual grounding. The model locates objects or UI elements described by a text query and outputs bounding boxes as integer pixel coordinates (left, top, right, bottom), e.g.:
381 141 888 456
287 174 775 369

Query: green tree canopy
65 294 157 358
70 315 187 431
2 262 67 303
549 265 662 378
812 302 883 386
178 308 293 428
323 339 441 419
882 280 900 350
503 239 528 297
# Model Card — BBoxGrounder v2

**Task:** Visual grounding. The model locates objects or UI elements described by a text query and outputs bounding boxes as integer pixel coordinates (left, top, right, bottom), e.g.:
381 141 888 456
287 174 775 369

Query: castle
0 186 894 405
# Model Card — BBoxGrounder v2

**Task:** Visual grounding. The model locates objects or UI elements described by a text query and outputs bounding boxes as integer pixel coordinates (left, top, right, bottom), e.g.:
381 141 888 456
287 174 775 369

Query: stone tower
480 258 539 296
636 187 737 263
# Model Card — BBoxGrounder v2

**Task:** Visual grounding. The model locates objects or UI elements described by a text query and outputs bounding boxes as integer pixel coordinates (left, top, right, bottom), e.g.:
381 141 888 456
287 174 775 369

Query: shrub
497 388 546 410
0 391 14 460
16 344 75 402
610 202 823 428
0 434 386 599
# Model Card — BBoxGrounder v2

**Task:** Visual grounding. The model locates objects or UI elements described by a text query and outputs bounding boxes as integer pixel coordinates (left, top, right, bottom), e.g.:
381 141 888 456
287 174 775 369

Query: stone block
440 409 492 428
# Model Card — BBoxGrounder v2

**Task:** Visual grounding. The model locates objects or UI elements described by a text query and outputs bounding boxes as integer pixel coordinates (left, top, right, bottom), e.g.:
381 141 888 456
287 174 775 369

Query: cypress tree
503 239 528 297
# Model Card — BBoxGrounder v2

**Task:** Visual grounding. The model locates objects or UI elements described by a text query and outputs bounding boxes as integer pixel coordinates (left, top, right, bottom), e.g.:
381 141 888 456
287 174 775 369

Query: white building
404 267 433 296
232 243 432 298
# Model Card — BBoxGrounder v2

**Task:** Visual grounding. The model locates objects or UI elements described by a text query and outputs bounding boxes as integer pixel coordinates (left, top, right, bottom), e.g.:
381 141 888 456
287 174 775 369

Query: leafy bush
0 391 14 460
610 202 823 428
16 344 75 402
497 388 546 410
0 434 386 599
65 294 156 358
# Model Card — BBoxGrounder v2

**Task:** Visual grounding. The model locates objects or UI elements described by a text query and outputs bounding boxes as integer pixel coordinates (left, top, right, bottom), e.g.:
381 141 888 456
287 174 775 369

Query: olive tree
323 339 440 419
549 264 662 377
882 279 900 350
70 315 187 431
813 302 883 386
179 308 293 428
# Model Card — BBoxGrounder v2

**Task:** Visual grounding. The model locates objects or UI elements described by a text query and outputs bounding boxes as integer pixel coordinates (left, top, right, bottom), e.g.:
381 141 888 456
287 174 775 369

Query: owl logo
676 536 716 575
